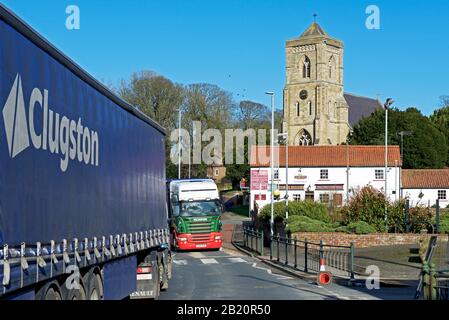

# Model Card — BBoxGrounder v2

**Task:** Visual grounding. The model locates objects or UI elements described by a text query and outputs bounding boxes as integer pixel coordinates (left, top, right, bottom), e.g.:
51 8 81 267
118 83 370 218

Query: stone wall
291 232 447 248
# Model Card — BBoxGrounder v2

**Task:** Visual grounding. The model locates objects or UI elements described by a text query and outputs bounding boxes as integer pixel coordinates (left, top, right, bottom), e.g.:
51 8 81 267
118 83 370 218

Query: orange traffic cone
318 258 333 286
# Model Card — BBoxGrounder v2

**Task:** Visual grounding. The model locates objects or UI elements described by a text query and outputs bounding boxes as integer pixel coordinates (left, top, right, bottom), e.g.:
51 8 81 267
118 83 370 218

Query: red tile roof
402 169 449 189
250 145 402 167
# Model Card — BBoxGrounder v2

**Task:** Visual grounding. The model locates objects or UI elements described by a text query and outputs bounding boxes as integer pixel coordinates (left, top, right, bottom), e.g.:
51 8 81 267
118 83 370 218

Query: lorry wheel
61 282 87 300
84 270 104 300
36 282 62 300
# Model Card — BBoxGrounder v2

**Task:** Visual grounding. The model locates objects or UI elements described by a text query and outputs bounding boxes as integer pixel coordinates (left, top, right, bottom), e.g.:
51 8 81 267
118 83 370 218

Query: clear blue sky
2 0 448 115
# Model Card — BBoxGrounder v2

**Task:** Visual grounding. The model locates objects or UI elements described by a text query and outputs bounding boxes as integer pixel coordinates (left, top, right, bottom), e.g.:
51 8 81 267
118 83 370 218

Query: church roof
300 22 329 38
344 93 383 127
250 146 402 168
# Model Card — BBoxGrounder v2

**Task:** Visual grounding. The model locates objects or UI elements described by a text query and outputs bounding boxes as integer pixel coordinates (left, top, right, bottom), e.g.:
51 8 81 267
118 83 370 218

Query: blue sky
2 0 449 115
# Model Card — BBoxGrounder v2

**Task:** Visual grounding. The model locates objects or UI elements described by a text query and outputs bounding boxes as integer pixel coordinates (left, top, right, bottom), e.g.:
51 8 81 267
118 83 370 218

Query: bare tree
118 71 184 130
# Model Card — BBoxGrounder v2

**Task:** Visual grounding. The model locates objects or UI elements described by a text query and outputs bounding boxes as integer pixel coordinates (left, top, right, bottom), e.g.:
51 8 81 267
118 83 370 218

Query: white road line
251 263 294 280
173 260 188 265
228 258 246 263
201 258 219 264
188 252 206 258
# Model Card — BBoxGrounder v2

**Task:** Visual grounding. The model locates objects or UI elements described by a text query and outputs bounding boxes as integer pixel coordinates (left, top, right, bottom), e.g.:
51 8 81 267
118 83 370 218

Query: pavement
160 211 418 300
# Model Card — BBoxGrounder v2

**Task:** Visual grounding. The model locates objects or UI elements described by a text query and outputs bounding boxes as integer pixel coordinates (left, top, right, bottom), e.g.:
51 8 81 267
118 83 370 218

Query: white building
249 145 402 211
402 169 449 207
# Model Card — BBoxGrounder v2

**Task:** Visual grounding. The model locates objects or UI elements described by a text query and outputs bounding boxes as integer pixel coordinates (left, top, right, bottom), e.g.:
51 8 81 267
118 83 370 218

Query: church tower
283 21 351 145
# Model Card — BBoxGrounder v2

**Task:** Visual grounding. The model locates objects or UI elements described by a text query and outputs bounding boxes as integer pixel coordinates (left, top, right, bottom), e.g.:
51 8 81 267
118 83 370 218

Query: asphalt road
159 248 416 300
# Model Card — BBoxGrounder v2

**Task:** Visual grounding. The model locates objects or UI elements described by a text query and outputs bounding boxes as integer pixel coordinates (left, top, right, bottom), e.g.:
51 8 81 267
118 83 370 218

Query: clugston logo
2 73 100 172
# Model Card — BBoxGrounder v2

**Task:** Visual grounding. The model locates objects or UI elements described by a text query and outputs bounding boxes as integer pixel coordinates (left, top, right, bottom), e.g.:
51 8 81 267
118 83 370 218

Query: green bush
285 216 336 233
410 207 433 233
345 221 378 235
433 214 449 234
259 200 330 223
340 186 408 232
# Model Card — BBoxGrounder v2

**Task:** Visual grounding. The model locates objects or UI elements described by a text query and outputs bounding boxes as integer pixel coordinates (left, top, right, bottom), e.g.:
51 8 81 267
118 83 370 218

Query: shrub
340 186 407 232
285 216 336 233
409 207 433 233
345 221 377 235
259 200 330 223
433 213 449 234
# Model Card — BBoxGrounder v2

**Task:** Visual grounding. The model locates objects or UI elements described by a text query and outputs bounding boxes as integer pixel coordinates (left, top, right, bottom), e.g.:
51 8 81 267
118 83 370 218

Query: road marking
188 252 206 258
201 258 219 264
173 260 188 265
228 258 246 263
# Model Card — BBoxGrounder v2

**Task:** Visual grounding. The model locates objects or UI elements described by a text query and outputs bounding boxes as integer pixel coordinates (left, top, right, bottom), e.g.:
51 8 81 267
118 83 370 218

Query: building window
438 190 447 200
214 169 219 177
274 169 279 180
296 102 300 117
375 169 384 180
303 56 311 78
320 194 330 204
320 169 329 180
293 194 301 202
308 101 313 116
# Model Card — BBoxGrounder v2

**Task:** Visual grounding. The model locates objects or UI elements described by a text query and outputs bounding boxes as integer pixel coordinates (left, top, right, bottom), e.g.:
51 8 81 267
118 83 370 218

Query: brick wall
292 232 446 248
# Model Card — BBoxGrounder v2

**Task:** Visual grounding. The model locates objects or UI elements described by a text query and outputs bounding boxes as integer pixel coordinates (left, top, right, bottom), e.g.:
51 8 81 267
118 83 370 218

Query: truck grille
191 234 212 243
188 221 212 234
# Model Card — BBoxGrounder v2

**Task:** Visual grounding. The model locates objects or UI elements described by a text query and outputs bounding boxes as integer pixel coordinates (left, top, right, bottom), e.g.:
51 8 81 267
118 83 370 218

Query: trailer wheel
61 277 87 300
36 282 62 300
84 269 104 300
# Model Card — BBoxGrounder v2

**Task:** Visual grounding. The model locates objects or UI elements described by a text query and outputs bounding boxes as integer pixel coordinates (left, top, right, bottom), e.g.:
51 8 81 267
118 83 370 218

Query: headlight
214 235 222 240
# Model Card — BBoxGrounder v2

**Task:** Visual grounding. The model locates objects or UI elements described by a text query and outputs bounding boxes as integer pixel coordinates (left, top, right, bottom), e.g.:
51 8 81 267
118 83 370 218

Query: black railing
242 227 264 256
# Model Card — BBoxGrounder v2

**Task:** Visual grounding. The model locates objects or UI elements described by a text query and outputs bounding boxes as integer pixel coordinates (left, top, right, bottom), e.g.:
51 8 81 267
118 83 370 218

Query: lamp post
384 98 395 223
397 131 412 199
178 107 182 179
346 132 353 204
278 132 289 228
266 92 275 238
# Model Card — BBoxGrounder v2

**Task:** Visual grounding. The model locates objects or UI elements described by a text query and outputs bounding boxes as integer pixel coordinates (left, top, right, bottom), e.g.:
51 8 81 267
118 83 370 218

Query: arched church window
334 102 338 119
308 101 313 116
295 101 300 117
328 56 335 79
303 56 311 78
297 129 312 146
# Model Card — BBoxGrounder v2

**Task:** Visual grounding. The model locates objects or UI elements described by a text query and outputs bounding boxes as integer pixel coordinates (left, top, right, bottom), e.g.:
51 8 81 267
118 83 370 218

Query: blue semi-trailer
0 4 172 300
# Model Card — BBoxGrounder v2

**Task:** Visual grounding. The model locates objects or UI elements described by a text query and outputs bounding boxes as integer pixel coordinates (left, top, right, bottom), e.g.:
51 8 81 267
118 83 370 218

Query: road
160 248 416 300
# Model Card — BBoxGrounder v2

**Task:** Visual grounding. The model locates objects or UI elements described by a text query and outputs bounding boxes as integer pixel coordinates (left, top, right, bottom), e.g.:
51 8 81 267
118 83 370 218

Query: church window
296 102 300 117
329 56 335 80
298 129 312 146
308 101 313 116
303 56 311 78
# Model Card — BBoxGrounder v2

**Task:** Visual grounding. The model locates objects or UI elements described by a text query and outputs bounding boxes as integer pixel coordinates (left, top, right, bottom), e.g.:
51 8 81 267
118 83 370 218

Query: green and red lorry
167 179 223 251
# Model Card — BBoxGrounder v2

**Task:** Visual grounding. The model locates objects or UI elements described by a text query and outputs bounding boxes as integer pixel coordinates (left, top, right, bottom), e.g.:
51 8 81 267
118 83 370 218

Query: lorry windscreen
177 200 222 217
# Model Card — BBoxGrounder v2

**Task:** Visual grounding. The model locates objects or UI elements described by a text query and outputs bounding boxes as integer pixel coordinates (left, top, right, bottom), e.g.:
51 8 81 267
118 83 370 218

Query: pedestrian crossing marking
228 258 246 263
173 260 188 265
200 258 219 264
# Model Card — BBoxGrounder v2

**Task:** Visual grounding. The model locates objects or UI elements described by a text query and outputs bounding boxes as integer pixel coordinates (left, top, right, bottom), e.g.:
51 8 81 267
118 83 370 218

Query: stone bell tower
283 20 350 145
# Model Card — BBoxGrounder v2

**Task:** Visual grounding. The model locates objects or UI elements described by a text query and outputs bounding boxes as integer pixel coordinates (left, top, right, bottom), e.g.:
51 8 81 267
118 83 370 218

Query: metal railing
241 228 355 280
242 227 264 256
269 234 355 279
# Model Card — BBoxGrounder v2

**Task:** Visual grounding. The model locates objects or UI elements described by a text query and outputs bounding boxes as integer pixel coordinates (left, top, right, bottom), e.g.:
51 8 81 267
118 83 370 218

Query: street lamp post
384 98 394 223
178 107 182 179
266 92 275 238
278 132 289 229
397 131 412 199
